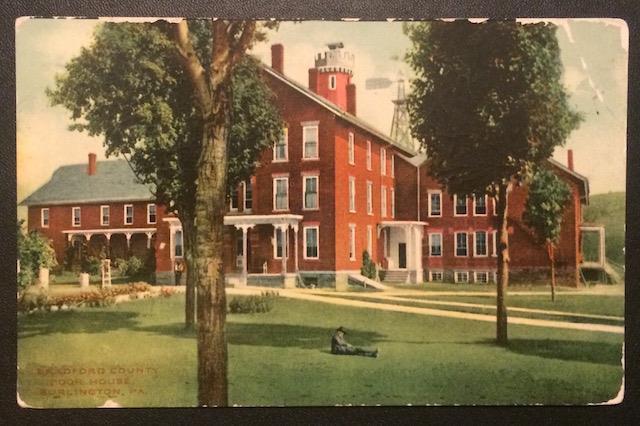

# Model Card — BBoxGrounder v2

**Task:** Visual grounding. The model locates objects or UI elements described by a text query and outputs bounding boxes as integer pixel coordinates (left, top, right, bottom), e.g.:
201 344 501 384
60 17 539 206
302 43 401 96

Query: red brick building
21 43 590 288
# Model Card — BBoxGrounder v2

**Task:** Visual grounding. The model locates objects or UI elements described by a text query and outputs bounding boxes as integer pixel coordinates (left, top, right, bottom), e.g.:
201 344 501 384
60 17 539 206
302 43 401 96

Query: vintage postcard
16 18 627 407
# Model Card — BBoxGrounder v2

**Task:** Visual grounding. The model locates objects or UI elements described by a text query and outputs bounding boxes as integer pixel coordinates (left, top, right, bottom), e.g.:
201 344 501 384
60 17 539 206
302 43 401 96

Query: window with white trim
428 190 442 217
455 271 469 283
429 271 443 282
390 188 395 218
303 125 319 159
474 231 488 257
304 226 319 259
72 207 81 227
391 154 395 177
454 194 468 216
380 147 387 175
349 176 356 213
366 181 373 215
100 205 110 226
303 176 319 210
348 132 355 165
381 186 387 217
455 232 468 257
366 140 372 170
474 271 489 284
367 225 373 255
147 204 157 224
492 230 498 257
429 233 442 257
274 228 286 259
124 204 134 225
274 127 288 161
273 177 289 211
329 74 337 90
473 194 487 216
41 208 49 227
244 180 253 211
229 188 239 211
174 229 183 257
348 224 356 261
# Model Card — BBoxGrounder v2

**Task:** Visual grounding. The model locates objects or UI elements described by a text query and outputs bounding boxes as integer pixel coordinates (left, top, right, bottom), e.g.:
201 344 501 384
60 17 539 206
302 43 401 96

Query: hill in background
583 192 625 267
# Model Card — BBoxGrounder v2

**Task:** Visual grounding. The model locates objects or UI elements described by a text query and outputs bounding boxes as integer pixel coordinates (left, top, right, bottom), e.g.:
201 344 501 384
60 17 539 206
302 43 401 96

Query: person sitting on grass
331 326 378 358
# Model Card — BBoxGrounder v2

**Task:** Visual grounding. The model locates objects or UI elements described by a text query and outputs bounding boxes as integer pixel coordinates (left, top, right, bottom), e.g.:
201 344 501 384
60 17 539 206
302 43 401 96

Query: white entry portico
378 220 427 284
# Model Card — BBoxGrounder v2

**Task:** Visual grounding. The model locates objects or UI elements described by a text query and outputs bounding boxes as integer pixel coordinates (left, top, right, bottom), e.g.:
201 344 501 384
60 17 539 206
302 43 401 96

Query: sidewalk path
227 287 623 335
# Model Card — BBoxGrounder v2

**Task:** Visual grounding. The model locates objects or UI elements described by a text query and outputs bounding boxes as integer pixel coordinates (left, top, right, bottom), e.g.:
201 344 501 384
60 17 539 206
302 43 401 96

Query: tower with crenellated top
308 42 357 115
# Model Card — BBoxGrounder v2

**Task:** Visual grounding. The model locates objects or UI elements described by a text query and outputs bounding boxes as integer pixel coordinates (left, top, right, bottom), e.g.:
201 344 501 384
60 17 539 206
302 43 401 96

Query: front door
398 243 407 269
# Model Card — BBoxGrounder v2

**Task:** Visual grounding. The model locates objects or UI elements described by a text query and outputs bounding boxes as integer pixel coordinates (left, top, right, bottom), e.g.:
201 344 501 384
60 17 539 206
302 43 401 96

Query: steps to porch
381 269 409 283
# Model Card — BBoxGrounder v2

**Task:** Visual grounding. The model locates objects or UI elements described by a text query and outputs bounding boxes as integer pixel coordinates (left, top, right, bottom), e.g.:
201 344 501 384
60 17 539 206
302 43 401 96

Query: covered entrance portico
224 214 303 287
378 221 427 284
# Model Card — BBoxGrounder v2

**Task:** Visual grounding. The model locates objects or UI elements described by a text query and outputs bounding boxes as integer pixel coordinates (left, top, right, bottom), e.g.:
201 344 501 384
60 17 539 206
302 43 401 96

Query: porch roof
223 214 304 227
378 220 428 228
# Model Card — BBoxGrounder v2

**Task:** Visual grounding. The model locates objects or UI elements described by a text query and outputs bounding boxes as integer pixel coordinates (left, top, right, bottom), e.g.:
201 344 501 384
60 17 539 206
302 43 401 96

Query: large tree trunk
495 183 510 345
181 215 197 329
547 242 556 302
195 117 229 407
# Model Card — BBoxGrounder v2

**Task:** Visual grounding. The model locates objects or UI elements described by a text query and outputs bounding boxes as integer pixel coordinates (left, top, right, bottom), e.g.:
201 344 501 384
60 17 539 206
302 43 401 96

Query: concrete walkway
227 287 623 335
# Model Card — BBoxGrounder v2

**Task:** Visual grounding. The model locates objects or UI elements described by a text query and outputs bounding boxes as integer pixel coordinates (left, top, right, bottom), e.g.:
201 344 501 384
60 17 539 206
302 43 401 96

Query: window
474 271 489 284
428 191 442 217
367 225 373 255
100 205 110 226
391 154 395 177
229 188 239 211
492 230 498 257
304 226 319 259
124 204 134 225
274 228 287 259
72 207 81 227
366 181 373 215
475 231 488 257
455 232 468 257
174 229 183 258
273 177 289 211
429 233 442 257
455 271 469 283
41 208 49 227
492 198 498 216
303 124 318 159
380 147 387 175
329 74 337 90
454 194 468 216
303 176 319 210
366 140 372 170
274 127 288 161
474 194 487 216
349 176 356 213
348 132 355 165
381 186 387 217
244 180 253 211
348 224 356 261
390 188 395 218
429 271 444 282
147 204 157 224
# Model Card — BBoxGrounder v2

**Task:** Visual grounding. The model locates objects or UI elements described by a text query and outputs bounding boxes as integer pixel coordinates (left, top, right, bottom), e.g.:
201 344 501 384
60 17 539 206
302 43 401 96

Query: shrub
115 256 144 278
17 220 58 290
228 291 278 314
360 251 377 279
18 286 49 312
82 256 101 275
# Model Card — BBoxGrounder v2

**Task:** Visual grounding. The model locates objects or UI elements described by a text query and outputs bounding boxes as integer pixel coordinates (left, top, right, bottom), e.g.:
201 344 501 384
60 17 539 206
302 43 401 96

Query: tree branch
230 21 256 65
171 20 211 114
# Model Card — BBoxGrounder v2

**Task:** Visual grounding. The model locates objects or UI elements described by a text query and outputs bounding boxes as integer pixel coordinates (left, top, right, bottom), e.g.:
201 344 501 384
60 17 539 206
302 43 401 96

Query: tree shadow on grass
475 338 623 366
18 310 140 339
136 322 386 351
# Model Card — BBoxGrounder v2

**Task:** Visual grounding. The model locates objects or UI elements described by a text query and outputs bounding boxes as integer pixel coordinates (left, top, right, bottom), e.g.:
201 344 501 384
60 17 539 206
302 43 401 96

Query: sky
16 18 628 219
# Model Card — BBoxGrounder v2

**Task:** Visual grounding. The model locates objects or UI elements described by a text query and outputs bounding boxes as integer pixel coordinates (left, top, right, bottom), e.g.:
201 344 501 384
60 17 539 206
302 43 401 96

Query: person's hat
336 326 346 334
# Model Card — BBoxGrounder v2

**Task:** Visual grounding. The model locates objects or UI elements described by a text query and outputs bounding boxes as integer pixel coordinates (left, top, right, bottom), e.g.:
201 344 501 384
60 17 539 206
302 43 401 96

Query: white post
282 226 288 275
404 226 413 279
241 225 249 287
125 233 132 248
146 232 154 249
292 224 299 273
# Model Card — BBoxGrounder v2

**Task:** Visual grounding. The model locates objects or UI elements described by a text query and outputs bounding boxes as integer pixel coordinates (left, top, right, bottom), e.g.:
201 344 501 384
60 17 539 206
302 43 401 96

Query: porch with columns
62 227 157 259
377 221 427 284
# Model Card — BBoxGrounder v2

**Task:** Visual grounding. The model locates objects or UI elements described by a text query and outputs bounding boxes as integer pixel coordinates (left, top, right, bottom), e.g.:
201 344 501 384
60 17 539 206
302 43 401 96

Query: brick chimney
88 153 97 176
346 83 356 115
308 68 319 93
271 44 284 74
567 149 574 171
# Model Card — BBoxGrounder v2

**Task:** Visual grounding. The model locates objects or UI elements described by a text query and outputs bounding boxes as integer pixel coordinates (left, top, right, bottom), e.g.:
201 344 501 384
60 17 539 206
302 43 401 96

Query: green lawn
18 295 623 407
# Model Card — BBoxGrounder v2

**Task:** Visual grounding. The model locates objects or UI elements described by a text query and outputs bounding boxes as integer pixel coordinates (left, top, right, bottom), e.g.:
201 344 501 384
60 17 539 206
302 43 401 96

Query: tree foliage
17 220 58 290
523 168 571 246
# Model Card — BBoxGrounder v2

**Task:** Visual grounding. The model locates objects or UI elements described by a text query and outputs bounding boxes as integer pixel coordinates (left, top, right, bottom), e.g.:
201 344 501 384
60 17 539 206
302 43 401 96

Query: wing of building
21 43 591 288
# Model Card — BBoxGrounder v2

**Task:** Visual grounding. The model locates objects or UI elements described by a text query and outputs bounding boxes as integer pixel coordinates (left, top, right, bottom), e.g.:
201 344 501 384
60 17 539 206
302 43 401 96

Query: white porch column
276 224 288 275
125 233 132 248
237 225 253 287
145 232 154 249
292 224 299 273
404 226 413 282
413 225 424 283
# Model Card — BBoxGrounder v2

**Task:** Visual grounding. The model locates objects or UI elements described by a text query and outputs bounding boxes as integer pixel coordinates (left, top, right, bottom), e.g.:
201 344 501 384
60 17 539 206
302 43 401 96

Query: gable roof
262 65 417 157
20 159 154 206
547 158 589 204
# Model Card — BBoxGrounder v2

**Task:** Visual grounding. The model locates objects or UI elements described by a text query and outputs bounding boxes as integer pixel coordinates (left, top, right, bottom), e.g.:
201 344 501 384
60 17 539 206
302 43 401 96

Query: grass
17 295 623 407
